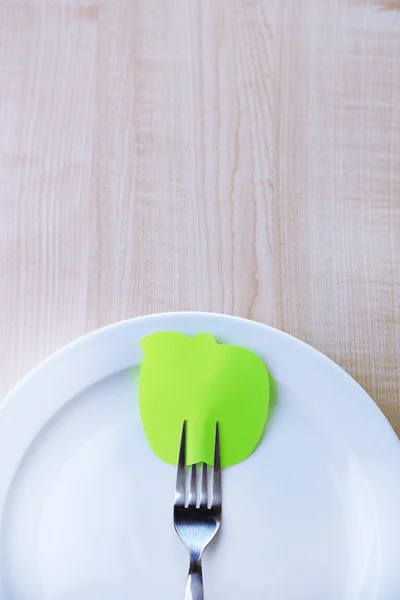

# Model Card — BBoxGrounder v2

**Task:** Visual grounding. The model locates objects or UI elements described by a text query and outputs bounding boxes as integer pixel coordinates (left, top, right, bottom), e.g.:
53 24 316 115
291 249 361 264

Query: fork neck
189 550 202 565
185 558 203 600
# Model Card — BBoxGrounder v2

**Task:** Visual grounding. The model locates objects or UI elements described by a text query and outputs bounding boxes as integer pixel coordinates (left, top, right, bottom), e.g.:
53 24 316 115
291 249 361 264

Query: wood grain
0 0 399 431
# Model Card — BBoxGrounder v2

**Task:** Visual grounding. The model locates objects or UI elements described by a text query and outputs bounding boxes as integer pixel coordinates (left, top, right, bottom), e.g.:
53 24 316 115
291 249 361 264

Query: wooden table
1 0 399 432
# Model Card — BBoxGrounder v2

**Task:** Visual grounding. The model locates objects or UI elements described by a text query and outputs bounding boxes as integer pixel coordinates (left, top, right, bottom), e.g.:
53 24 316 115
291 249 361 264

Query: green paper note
139 332 270 468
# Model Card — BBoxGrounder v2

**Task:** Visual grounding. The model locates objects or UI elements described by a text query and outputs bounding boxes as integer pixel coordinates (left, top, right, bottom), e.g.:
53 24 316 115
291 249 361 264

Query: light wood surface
0 0 399 431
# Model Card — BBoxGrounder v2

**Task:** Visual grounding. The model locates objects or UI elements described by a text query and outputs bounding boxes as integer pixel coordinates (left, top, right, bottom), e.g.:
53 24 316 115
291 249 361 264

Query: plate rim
0 310 397 440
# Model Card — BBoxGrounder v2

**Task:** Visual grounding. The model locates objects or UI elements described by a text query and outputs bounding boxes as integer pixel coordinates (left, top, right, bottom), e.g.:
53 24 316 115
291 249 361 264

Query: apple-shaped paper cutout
139 332 270 468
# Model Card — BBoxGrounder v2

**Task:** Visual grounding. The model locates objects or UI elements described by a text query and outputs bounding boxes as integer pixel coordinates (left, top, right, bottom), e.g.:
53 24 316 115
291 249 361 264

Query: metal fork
174 421 222 600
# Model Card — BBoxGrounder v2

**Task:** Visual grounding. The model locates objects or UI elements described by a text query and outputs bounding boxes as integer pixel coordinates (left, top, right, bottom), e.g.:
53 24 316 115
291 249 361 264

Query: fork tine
200 463 208 508
175 421 186 507
212 422 222 508
189 464 197 507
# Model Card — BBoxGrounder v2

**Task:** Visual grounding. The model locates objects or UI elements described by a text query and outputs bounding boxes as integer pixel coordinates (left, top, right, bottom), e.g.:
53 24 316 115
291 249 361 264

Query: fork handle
185 559 203 600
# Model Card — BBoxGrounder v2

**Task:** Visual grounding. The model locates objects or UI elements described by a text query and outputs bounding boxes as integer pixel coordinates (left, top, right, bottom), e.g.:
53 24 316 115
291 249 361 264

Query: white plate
1 312 400 600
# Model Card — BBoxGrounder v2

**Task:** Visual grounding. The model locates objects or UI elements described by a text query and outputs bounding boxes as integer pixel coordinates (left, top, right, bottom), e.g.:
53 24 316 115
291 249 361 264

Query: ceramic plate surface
1 312 400 600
